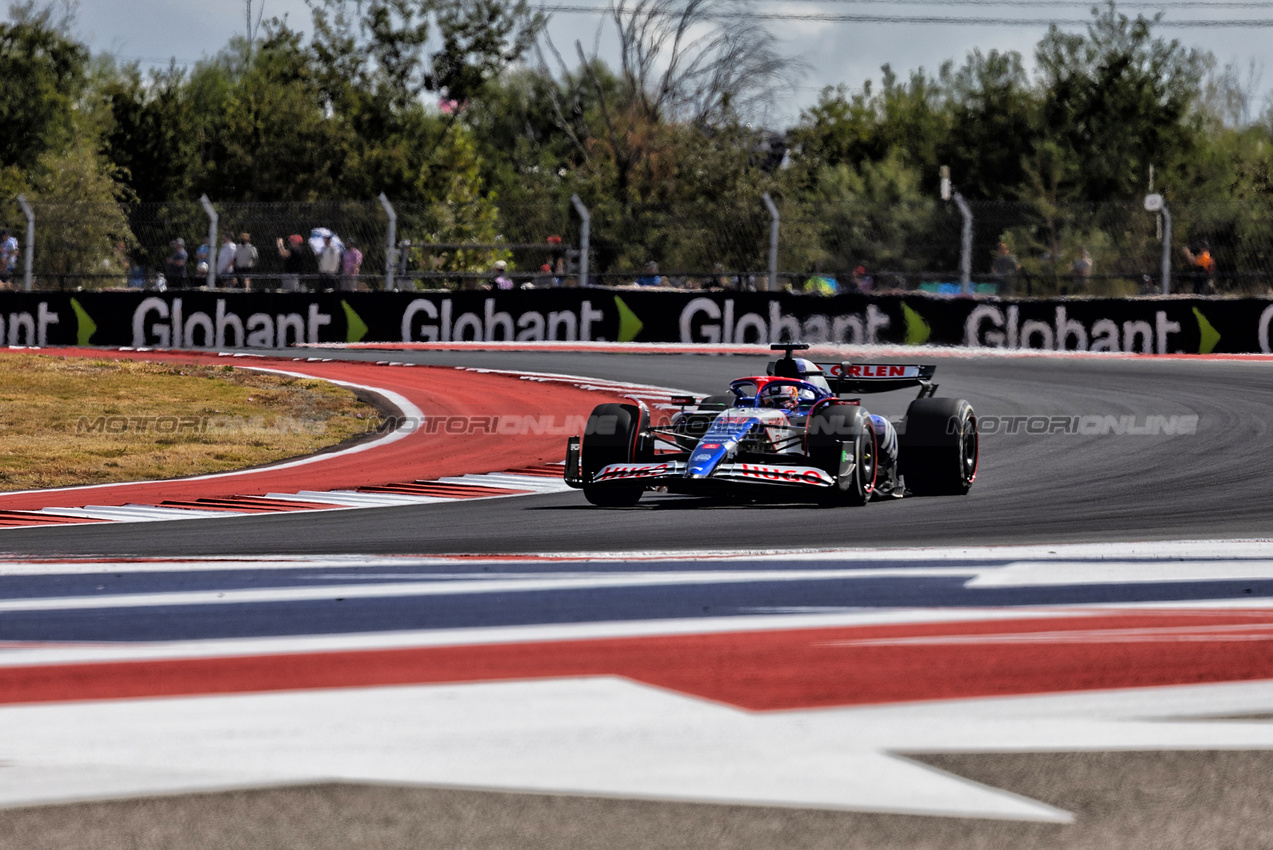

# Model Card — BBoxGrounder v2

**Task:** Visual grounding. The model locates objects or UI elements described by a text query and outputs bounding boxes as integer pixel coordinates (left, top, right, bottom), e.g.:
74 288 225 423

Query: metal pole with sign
1145 194 1171 295
941 167 973 294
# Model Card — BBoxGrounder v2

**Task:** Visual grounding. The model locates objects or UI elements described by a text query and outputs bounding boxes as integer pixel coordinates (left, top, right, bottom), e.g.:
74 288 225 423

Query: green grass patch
0 354 381 491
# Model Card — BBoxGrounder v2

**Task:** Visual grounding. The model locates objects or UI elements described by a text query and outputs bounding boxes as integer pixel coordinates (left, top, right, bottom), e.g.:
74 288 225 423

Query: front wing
590 460 836 489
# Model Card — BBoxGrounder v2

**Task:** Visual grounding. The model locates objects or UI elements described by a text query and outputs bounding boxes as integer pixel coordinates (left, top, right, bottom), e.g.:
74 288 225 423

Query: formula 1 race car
564 343 978 507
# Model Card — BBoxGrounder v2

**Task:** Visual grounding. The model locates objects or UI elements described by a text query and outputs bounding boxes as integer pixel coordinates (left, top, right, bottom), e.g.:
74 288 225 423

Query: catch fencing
3 196 1271 297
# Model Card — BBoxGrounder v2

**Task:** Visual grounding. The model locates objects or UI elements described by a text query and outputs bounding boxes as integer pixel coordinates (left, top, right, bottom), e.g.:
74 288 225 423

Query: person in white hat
491 259 513 290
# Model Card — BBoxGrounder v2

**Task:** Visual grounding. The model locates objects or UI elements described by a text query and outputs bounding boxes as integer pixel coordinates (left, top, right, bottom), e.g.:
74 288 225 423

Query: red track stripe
8 611 1273 709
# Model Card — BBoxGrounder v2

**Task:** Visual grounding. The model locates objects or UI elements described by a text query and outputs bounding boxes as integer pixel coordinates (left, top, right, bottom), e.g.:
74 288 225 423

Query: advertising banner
2 290 1271 354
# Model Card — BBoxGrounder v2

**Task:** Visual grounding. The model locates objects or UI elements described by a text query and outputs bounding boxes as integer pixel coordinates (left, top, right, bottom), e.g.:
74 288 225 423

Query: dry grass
0 354 381 491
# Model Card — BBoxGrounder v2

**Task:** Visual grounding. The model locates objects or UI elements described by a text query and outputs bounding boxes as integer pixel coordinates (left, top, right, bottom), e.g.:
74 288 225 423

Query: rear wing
766 344 937 396
818 363 937 395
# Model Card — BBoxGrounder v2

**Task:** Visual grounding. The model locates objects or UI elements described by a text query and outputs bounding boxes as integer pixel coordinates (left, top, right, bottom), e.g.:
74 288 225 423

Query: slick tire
899 398 978 496
582 402 651 507
807 405 876 507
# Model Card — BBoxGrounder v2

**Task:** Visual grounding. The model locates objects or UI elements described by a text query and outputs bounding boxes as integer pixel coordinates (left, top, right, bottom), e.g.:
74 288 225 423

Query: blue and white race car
564 343 978 507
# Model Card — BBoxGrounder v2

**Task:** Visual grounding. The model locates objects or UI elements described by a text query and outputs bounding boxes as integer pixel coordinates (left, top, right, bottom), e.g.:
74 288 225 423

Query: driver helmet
763 383 800 410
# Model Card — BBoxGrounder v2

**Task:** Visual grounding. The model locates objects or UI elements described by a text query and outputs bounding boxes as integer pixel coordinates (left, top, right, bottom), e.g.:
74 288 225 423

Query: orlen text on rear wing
818 362 938 396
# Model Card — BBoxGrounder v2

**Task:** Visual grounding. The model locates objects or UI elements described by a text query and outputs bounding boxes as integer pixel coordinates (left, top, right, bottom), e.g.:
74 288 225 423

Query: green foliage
404 123 505 276
29 134 136 285
1034 2 1207 201
812 152 942 273
0 4 88 173
938 50 1034 199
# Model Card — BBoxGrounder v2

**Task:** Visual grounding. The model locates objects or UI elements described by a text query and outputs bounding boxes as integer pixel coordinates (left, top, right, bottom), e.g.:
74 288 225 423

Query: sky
70 0 1273 129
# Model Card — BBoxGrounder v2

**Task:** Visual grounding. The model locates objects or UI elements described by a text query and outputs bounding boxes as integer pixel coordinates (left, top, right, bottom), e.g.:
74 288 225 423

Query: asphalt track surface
5 347 1273 850
4 348 1270 555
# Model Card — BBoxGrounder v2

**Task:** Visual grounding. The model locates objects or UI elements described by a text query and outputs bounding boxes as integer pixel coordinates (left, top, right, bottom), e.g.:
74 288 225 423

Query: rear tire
899 398 978 496
582 403 651 507
807 405 876 507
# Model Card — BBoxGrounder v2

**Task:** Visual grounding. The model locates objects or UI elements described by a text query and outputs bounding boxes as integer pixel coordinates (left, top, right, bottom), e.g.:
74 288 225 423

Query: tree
937 49 1035 199
306 0 543 111
97 63 202 203
1034 2 1207 202
602 0 802 128
28 134 137 286
813 151 941 275
0 2 89 173
543 0 802 208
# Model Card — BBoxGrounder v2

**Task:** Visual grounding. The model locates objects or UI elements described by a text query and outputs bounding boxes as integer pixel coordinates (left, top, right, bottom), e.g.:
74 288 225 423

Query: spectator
991 241 1020 293
216 233 236 286
546 235 566 275
317 234 342 290
490 259 514 290
233 232 258 289
277 234 308 292
1182 241 1216 295
851 265 873 292
635 260 662 287
703 262 729 291
397 239 412 276
340 241 364 292
535 262 557 289
195 238 210 279
1070 248 1092 294
166 238 188 288
0 228 18 288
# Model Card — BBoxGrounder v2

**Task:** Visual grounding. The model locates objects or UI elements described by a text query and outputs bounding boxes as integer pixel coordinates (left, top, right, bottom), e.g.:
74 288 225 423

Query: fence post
378 193 397 291
199 194 218 289
16 194 34 292
940 167 973 294
952 193 973 294
571 195 590 287
1145 193 1171 294
762 192 779 293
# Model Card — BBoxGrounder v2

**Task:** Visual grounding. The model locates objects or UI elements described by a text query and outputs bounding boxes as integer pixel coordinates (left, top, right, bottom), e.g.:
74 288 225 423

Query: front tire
899 398 978 496
582 403 651 507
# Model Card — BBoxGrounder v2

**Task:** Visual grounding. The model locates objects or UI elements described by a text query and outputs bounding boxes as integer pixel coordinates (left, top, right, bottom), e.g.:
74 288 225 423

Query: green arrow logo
341 300 368 343
902 302 930 346
614 296 643 342
70 297 96 345
1193 307 1220 354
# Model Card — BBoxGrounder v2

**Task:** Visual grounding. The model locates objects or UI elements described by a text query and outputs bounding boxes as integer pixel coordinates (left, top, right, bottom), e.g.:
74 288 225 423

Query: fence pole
762 192 779 292
952 191 973 294
571 195 590 287
199 194 218 289
16 194 34 292
1160 204 1172 296
378 193 397 291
